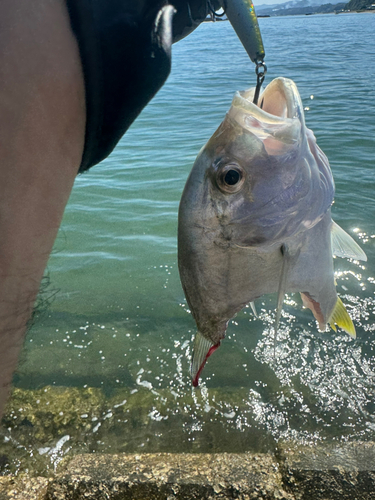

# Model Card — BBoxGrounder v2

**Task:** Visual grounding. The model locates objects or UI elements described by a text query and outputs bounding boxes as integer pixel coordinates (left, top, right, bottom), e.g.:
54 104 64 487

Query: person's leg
0 0 86 416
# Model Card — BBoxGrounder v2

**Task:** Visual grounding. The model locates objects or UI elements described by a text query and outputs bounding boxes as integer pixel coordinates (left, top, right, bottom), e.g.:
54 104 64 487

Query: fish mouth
257 77 303 122
231 77 303 123
191 331 221 387
228 77 304 156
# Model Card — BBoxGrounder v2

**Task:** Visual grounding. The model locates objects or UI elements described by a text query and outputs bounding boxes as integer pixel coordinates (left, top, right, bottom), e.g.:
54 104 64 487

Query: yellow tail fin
329 297 356 339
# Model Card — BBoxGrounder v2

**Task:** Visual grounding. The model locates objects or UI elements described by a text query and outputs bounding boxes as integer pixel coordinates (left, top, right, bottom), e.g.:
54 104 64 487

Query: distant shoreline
203 9 375 21
256 10 375 16
253 5 375 17
254 9 375 17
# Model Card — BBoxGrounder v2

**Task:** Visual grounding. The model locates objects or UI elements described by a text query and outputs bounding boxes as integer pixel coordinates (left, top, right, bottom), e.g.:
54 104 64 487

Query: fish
177 77 366 387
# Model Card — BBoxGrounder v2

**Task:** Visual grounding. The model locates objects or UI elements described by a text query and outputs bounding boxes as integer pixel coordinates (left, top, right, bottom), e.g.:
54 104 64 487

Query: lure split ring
253 60 267 106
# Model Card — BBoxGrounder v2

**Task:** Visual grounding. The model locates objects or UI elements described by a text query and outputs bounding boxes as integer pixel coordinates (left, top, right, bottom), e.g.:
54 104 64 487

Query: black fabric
66 0 176 172
171 0 210 42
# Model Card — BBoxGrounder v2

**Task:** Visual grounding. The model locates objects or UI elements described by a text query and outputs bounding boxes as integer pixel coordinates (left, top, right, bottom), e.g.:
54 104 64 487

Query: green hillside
346 0 374 9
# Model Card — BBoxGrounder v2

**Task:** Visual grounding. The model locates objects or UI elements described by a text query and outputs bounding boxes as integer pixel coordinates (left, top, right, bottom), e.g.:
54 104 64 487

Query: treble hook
253 59 267 106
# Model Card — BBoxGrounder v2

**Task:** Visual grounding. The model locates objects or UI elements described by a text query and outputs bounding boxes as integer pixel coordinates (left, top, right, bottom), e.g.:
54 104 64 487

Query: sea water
1 12 375 474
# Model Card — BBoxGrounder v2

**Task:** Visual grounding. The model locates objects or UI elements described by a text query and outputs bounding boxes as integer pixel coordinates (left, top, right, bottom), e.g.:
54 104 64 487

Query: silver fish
178 77 366 387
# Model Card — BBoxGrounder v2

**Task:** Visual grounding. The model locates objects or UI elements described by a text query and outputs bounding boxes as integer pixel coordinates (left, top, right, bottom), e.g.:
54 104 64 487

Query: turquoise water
2 12 375 473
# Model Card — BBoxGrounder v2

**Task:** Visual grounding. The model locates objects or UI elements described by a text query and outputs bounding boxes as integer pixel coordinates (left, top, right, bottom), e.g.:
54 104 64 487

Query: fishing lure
217 0 267 104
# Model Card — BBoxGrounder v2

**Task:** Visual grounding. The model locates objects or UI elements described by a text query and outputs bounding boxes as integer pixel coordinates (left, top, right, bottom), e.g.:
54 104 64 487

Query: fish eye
224 169 241 185
216 163 245 194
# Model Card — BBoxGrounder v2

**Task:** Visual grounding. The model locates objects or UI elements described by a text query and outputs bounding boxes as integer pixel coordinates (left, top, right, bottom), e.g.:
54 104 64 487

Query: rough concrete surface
0 475 49 500
1 443 375 499
46 452 292 500
280 441 375 500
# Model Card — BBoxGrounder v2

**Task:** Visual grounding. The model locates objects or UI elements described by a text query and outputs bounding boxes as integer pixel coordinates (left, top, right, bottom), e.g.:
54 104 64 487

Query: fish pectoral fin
191 331 220 387
331 221 367 261
275 244 292 335
300 292 326 331
328 297 356 339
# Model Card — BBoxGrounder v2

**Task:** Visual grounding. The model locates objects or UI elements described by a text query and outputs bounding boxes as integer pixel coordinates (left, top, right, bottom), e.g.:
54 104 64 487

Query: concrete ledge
280 442 375 500
1 444 375 499
46 453 291 500
0 476 49 500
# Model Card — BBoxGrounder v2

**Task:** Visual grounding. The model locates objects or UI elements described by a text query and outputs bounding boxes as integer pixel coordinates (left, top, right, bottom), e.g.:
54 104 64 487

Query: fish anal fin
250 301 258 318
328 296 356 339
331 221 367 262
300 292 326 331
191 331 220 387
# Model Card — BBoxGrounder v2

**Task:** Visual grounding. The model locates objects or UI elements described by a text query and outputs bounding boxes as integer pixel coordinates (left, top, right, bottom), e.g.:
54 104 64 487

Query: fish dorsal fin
328 296 356 338
331 221 367 261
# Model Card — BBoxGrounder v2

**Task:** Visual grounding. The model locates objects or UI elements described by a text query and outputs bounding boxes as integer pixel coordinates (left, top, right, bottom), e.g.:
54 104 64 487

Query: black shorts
66 0 174 172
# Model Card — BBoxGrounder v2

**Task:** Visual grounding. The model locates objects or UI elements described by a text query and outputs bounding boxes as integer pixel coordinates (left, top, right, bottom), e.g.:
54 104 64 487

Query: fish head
178 77 334 385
